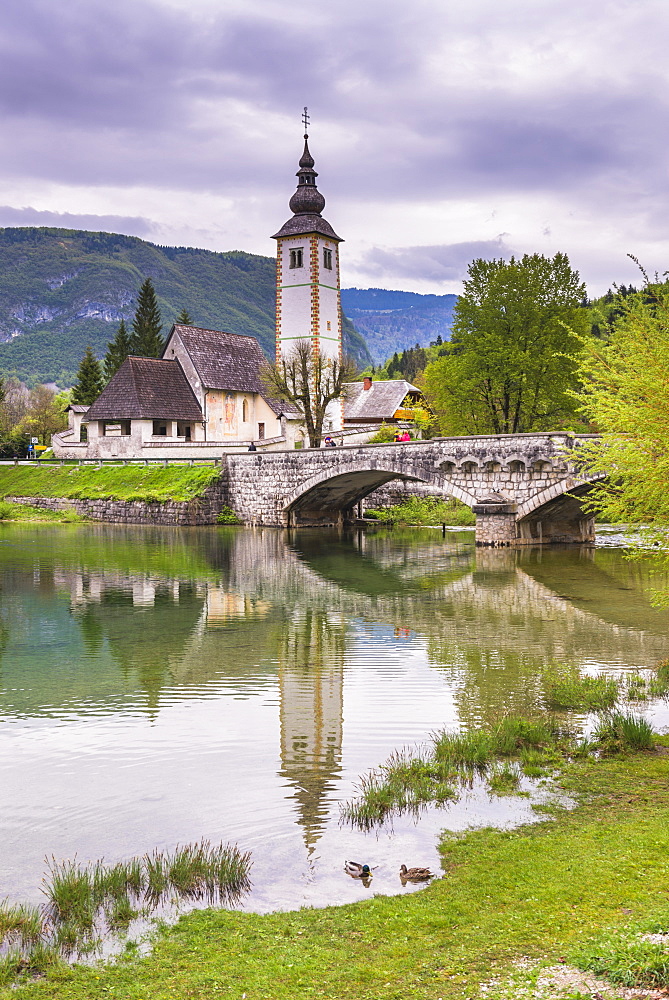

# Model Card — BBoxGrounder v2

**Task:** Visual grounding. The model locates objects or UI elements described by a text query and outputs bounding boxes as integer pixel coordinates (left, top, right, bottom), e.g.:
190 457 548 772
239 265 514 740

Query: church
53 128 420 460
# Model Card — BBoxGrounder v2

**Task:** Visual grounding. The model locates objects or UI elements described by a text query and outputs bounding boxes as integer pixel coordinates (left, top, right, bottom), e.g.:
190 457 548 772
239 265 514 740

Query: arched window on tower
323 248 333 270
290 248 304 269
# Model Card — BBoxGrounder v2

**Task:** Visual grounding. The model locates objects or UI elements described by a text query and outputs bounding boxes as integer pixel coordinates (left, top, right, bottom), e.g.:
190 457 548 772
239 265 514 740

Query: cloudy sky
0 0 666 294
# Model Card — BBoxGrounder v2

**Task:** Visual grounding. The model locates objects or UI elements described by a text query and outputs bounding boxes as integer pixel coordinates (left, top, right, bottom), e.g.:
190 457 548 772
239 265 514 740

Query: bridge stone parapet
222 432 602 545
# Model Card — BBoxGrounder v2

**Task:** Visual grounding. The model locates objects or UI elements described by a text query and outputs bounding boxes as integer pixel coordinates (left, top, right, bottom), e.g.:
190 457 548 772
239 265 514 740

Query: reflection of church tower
273 111 344 429
278 609 345 854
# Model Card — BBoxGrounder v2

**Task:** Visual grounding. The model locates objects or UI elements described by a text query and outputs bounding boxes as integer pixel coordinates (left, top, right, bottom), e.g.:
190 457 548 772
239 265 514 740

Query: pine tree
176 308 193 325
103 319 132 382
130 278 164 357
72 346 104 405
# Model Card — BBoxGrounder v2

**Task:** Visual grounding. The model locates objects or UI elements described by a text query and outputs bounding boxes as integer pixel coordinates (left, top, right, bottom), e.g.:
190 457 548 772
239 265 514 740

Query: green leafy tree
423 253 589 434
176 308 193 325
576 276 669 526
72 346 104 405
130 278 164 358
17 384 67 445
103 319 132 381
262 341 358 447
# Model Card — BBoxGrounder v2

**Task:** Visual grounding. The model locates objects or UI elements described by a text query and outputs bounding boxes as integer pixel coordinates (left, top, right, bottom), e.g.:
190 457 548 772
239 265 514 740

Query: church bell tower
272 111 343 386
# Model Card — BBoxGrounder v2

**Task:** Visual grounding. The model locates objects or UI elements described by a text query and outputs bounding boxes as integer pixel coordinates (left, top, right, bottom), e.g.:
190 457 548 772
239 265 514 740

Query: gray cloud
0 206 157 237
0 0 665 291
355 239 514 283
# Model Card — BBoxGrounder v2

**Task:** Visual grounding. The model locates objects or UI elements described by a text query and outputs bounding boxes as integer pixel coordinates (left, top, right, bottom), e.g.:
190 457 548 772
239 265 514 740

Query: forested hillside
340 288 457 364
0 228 371 385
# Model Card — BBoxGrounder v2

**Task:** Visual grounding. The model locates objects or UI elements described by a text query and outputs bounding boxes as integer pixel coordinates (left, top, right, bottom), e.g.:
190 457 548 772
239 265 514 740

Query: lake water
1 523 668 919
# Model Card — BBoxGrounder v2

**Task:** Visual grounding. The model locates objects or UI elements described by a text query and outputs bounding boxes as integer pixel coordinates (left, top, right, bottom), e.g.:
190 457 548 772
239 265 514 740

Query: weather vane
302 106 310 134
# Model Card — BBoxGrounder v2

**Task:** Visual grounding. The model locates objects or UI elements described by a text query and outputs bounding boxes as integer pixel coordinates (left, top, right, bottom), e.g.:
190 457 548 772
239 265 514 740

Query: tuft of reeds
342 715 576 829
160 841 252 903
43 857 96 931
0 840 252 986
520 747 562 777
340 747 458 829
433 729 494 772
143 849 169 904
593 711 655 753
487 763 521 795
491 716 566 755
543 664 619 711
0 900 44 948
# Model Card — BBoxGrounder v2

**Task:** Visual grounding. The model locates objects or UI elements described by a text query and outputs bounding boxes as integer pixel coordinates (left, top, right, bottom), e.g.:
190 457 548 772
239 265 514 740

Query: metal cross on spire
302 106 310 135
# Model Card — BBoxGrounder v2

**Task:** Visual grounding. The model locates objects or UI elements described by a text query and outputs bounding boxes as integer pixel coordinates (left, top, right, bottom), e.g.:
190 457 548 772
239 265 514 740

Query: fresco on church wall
224 393 236 435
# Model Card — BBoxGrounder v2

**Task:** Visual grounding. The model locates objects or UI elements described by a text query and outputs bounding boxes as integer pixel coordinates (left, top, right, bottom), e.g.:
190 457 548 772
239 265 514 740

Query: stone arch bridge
223 432 603 545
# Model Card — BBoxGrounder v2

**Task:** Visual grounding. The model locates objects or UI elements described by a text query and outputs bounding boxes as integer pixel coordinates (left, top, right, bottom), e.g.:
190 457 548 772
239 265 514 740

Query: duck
399 864 433 881
344 860 373 878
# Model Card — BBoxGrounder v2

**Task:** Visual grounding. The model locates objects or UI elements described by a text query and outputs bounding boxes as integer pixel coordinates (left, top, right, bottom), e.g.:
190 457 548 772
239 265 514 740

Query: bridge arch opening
283 466 478 527
516 476 605 544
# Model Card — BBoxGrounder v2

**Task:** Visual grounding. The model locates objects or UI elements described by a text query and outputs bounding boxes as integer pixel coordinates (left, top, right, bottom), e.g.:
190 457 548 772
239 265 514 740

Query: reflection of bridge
224 432 603 545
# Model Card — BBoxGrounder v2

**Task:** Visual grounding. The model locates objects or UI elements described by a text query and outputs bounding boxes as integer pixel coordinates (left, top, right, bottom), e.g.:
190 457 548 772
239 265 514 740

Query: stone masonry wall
7 479 231 525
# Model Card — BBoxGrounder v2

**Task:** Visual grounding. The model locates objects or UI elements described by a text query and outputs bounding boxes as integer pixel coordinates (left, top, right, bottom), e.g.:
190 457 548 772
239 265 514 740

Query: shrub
367 422 399 443
366 495 475 526
216 505 241 525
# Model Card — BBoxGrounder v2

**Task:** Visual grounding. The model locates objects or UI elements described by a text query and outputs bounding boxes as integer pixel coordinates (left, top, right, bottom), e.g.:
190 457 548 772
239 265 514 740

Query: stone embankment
7 481 229 525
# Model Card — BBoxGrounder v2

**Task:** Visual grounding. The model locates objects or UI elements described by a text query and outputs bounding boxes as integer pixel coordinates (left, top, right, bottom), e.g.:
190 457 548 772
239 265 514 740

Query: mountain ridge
0 228 372 384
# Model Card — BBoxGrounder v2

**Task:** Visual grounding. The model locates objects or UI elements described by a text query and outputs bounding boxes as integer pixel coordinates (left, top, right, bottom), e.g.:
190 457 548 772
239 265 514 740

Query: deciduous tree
576 276 669 526
17 385 67 445
130 278 164 357
262 341 357 447
423 253 589 434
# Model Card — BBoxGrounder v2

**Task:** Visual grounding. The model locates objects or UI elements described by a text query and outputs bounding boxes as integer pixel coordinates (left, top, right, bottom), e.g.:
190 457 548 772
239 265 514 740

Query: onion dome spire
289 132 326 216
272 108 342 242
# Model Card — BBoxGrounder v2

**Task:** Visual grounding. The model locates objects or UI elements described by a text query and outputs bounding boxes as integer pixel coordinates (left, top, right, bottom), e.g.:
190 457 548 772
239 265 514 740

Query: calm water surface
1 523 668 916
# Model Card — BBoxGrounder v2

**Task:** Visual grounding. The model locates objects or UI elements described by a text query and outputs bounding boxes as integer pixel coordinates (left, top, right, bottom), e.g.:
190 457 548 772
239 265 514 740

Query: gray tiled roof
169 325 299 417
86 357 203 421
68 404 90 413
272 214 342 241
343 379 421 421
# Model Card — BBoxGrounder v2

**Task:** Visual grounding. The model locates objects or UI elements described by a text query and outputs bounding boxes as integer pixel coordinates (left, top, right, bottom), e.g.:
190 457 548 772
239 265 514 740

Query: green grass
0 465 222 503
0 841 252 984
3 748 669 998
542 663 619 711
366 494 475 526
0 500 85 522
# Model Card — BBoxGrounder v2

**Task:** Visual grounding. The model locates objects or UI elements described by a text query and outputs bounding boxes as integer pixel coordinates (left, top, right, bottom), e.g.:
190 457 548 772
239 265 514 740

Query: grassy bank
366 495 475 526
4 743 669 999
0 466 221 503
0 501 85 523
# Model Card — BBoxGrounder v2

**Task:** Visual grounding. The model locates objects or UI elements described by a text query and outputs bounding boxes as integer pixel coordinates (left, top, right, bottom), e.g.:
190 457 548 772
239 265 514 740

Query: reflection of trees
3 523 669 847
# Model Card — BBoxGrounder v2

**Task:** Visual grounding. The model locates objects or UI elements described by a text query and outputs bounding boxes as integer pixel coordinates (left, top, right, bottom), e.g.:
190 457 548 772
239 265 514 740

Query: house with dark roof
53 325 300 459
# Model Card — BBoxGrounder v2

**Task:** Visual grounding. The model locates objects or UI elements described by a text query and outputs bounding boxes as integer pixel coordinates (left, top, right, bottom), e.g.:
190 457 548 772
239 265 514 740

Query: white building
272 129 344 431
